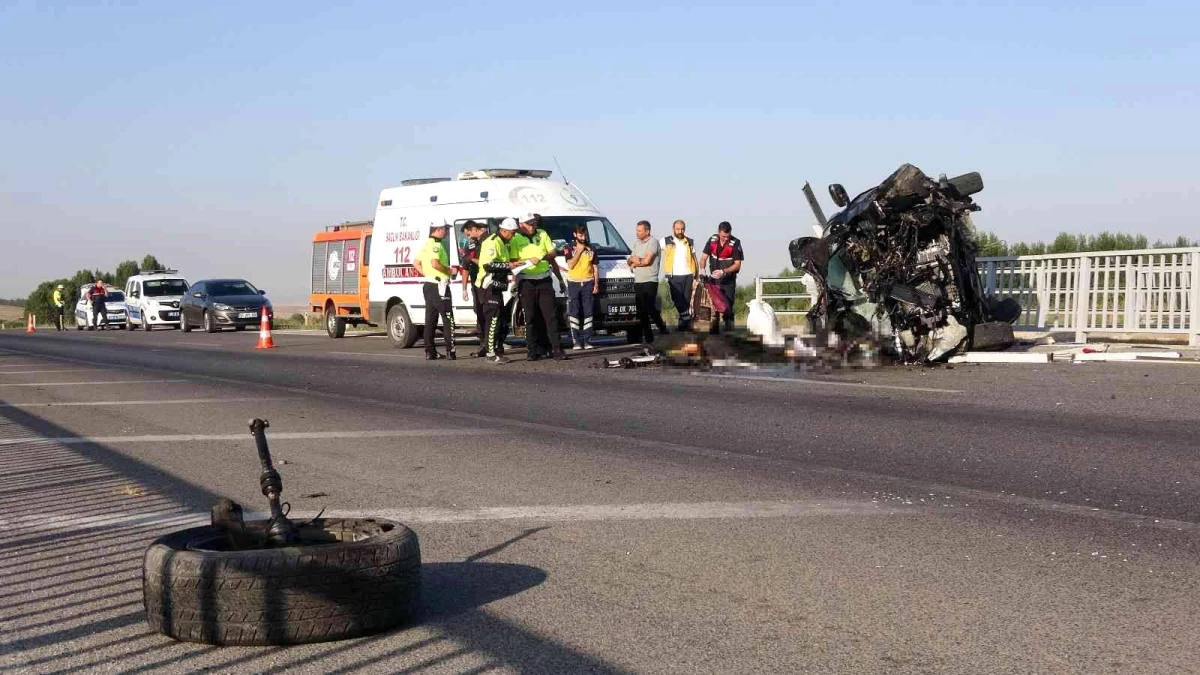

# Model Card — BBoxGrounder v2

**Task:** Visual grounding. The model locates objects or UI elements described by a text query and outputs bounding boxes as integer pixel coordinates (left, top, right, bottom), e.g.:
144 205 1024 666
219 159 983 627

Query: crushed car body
790 164 1020 364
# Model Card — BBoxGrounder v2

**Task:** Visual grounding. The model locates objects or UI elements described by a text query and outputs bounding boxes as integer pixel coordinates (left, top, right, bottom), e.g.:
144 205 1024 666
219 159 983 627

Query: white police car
124 272 189 331
75 285 127 330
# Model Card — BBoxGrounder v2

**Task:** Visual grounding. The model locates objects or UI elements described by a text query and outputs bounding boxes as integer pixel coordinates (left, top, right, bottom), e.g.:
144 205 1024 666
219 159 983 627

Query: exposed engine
790 164 1019 364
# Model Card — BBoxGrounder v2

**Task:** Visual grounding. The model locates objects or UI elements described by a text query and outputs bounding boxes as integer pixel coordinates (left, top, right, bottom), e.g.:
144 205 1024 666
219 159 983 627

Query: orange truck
310 220 374 337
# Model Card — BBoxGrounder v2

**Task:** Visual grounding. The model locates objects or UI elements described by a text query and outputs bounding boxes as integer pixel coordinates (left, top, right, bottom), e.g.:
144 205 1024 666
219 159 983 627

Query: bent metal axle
249 418 298 546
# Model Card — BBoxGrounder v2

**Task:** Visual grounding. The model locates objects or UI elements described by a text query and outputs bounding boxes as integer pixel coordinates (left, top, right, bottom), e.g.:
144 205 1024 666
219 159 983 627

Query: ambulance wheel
203 311 217 333
143 517 421 646
387 304 417 349
325 307 346 339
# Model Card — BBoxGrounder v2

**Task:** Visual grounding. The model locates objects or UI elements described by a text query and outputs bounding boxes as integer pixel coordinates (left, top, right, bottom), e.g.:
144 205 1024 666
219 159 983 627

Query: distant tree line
974 231 1199 258
23 254 167 321
0 298 25 307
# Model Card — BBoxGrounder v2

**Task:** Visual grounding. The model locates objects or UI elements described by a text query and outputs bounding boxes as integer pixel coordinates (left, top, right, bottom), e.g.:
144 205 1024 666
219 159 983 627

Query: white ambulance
366 169 638 348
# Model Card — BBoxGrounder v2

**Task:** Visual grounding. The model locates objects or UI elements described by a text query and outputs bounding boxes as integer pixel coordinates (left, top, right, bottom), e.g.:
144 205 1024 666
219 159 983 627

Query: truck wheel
387 304 417 348
203 311 217 333
143 518 421 646
326 307 346 339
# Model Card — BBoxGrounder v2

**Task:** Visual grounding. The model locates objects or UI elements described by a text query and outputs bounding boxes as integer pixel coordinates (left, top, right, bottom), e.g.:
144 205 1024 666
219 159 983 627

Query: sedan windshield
144 279 189 297
537 217 631 255
208 281 259 296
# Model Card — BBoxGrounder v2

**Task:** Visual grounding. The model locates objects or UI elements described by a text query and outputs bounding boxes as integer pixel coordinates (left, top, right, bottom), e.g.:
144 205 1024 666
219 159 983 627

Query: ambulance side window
363 236 372 266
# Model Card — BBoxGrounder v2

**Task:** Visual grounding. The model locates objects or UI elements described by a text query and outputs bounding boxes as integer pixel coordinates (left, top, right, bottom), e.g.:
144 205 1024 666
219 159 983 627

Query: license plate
608 305 635 314
237 312 258 319
163 311 179 319
107 314 123 320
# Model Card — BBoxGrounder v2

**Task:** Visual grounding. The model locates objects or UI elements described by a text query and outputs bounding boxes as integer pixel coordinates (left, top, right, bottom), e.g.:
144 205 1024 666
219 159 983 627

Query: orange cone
26 314 36 333
255 308 275 349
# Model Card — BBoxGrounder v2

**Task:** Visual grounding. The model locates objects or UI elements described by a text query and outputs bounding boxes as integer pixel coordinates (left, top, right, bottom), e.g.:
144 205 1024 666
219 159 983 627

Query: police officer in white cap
511 213 567 361
414 221 456 359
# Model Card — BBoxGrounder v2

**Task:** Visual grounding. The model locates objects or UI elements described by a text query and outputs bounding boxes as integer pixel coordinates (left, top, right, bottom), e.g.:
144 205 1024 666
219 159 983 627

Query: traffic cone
255 308 275 349
26 314 36 333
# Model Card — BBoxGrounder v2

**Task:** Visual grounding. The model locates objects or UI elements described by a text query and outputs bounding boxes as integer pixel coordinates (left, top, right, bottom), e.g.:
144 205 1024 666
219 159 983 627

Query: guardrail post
755 277 764 304
985 262 996 296
1190 251 1200 346
1074 256 1092 343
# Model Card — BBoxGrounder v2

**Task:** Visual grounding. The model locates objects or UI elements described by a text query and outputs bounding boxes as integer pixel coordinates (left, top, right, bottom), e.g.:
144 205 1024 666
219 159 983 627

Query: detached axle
249 418 298 546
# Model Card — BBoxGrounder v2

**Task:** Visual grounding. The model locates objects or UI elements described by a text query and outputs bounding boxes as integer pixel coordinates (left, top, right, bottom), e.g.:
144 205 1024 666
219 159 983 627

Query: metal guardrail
755 247 1200 345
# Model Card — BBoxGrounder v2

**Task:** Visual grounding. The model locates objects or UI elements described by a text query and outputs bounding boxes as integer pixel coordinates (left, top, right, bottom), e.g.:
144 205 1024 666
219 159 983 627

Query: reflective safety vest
52 289 64 308
510 229 554 279
475 234 511 288
662 235 697 275
416 237 450 283
565 243 596 282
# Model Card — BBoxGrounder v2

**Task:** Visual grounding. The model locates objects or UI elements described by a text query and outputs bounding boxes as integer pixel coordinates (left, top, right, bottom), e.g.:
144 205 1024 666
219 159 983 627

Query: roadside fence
754 247 1200 345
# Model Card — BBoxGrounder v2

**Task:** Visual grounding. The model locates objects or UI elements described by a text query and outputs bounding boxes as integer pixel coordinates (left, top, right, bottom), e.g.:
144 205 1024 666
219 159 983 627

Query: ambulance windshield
538 217 631 255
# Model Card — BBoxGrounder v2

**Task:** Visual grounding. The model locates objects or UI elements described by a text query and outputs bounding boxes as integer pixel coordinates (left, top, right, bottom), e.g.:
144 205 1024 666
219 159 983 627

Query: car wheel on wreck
143 516 421 646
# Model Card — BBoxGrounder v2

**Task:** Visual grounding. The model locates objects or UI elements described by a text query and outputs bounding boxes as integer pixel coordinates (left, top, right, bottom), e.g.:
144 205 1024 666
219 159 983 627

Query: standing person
413 222 456 360
458 220 488 357
698 221 744 334
564 223 599 350
88 280 109 330
512 213 567 361
52 284 66 331
476 218 519 364
627 220 667 343
661 219 697 332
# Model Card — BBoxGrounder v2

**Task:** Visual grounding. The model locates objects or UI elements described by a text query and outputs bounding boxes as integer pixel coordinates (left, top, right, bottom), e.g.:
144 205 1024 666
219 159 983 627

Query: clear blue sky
2 1 1196 302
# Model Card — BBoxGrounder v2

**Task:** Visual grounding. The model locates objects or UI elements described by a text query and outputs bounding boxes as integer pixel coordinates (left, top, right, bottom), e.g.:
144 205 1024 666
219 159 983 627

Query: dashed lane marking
0 428 496 446
694 372 964 394
0 380 187 388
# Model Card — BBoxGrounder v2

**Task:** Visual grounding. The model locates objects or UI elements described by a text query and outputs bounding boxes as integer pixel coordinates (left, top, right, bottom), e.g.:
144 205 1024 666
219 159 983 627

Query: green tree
975 231 1009 257
140 254 165 273
113 260 140 288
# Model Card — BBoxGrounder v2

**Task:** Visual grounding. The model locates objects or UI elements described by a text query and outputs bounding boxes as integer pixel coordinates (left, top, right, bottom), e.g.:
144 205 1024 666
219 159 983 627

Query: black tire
326 307 346 339
386 304 417 348
142 317 152 332
626 326 643 344
143 518 421 646
75 322 83 331
181 317 192 333
235 325 247 332
203 311 217 333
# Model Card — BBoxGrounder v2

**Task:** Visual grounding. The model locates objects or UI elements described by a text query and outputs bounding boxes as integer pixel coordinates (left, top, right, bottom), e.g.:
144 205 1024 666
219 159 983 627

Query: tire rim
204 313 211 331
328 312 336 332
391 313 406 341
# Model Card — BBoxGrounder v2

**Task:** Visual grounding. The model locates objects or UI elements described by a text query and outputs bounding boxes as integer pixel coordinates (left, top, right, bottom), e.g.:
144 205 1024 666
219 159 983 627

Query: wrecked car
790 164 1020 364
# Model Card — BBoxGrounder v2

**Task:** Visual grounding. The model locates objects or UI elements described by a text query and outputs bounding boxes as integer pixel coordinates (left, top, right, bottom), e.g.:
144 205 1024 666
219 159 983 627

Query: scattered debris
302 491 329 499
948 352 1050 364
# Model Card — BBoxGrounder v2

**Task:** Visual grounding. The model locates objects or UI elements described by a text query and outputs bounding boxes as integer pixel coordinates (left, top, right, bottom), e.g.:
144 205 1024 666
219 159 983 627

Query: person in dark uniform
414 222 456 360
458 220 488 357
697 221 744 334
88 280 109 329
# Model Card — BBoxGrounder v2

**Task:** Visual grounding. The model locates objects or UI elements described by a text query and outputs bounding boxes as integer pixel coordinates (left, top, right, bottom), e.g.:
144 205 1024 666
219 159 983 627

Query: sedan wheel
203 311 217 333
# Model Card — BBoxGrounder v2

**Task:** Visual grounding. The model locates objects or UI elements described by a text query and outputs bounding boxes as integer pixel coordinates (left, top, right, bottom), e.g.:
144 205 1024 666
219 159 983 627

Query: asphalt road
1 327 1198 674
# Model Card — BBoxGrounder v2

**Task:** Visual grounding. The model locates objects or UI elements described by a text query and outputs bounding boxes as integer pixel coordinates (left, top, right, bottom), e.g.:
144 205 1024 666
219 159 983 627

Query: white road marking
5 500 899 533
0 397 287 409
0 380 187 388
330 351 421 359
0 369 103 375
0 428 496 446
694 372 964 394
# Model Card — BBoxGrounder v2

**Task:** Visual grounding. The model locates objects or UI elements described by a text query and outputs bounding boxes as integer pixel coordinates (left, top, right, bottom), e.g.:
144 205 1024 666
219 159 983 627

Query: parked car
74 285 127 330
180 279 273 333
125 271 189 331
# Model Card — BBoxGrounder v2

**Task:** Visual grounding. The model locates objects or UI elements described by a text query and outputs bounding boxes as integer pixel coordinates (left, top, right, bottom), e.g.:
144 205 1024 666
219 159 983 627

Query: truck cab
311 221 373 337
365 169 637 348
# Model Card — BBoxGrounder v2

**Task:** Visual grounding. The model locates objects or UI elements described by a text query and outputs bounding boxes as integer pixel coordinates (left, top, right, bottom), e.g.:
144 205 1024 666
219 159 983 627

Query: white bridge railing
755 247 1200 345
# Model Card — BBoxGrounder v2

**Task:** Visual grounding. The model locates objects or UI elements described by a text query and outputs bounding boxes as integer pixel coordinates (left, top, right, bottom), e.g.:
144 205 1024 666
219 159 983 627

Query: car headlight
213 303 232 311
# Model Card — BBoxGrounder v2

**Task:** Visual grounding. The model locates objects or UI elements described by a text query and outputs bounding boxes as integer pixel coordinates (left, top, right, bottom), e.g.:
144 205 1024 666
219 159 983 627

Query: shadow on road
0 399 629 674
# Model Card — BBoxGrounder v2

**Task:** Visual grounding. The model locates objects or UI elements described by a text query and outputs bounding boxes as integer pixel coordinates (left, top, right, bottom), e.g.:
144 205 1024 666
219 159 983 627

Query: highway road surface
1 328 1198 674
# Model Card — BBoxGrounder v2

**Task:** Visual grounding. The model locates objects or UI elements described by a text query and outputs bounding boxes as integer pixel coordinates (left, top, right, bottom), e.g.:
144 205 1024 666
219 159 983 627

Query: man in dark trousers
475 218 520 364
414 222 456 360
627 220 667 343
698 221 744 334
87 280 109 330
661 219 697 332
52 284 66 331
511 212 567 361
458 220 488 357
